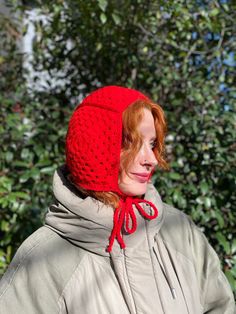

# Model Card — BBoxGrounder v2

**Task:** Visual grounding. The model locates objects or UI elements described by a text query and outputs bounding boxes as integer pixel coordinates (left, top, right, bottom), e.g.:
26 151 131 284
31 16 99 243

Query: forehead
138 109 156 137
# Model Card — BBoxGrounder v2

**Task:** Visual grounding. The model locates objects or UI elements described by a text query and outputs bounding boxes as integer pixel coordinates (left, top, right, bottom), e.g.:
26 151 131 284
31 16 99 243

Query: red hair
121 99 169 173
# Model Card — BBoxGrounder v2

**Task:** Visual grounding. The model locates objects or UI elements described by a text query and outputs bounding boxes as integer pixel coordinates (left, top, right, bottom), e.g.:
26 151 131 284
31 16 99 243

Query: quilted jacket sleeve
189 221 235 314
0 228 63 314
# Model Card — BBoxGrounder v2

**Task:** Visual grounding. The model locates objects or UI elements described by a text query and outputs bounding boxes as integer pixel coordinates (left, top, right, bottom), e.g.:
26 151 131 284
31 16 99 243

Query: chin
119 182 148 197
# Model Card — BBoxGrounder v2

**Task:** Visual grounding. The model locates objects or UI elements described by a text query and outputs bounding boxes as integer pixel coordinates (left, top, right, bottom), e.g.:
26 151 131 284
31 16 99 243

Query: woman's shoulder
0 226 87 299
161 201 193 230
11 226 59 262
160 202 210 261
7 226 86 267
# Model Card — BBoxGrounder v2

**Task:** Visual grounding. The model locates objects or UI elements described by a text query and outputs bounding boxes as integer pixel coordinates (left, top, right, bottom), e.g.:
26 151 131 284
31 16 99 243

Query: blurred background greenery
0 0 235 295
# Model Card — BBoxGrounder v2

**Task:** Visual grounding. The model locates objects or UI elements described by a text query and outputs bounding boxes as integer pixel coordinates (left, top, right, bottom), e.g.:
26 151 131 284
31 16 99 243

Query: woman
0 86 234 313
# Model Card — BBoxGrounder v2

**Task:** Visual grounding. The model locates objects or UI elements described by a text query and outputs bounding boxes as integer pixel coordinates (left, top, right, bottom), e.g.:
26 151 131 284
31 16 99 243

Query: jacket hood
45 165 165 257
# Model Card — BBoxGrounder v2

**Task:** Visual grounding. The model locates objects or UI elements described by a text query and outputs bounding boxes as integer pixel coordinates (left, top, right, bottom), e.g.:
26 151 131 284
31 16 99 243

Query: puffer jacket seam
158 242 191 313
157 236 202 313
145 224 165 312
57 252 89 312
0 231 56 299
160 237 194 266
123 253 138 314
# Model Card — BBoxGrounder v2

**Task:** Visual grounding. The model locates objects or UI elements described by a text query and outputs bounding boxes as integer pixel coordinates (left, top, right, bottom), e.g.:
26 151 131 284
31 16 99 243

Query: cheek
119 153 136 176
118 172 148 197
118 167 133 193
118 152 140 185
118 169 130 184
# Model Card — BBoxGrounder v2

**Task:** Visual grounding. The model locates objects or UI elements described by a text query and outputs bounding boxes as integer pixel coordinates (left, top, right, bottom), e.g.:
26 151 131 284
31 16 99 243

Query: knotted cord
106 197 158 252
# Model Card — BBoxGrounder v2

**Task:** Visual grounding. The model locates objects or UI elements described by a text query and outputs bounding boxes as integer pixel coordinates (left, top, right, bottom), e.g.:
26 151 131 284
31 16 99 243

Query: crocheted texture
66 86 148 193
65 85 159 253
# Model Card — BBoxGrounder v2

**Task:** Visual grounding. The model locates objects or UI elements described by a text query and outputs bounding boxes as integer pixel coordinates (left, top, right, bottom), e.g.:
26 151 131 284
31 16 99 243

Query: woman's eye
150 141 157 149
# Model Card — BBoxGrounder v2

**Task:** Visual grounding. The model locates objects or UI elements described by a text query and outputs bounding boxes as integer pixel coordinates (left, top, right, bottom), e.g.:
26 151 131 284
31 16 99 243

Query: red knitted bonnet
66 85 148 194
66 85 159 252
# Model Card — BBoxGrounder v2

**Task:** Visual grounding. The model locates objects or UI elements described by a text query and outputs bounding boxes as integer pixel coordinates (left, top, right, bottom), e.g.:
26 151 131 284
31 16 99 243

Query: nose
141 146 158 168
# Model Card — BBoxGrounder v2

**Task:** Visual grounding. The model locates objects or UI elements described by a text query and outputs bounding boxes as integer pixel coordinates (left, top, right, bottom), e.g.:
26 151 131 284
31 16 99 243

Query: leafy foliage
1 0 235 294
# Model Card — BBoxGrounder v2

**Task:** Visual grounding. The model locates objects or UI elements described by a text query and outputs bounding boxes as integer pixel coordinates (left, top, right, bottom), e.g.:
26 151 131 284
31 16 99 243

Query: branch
137 24 209 55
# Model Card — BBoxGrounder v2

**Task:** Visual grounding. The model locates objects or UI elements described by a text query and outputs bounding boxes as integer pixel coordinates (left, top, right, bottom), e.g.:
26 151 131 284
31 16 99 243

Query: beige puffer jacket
0 166 235 313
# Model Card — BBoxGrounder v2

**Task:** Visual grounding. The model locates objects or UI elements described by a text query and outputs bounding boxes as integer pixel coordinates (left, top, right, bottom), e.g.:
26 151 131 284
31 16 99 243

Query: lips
131 173 150 183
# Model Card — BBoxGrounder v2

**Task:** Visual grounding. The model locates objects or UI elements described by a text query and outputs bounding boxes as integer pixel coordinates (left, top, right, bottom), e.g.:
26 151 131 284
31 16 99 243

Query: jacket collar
45 165 165 257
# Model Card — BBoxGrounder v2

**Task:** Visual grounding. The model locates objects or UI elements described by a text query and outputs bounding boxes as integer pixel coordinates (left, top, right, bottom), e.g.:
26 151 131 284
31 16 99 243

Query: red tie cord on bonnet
106 197 158 253
66 86 159 253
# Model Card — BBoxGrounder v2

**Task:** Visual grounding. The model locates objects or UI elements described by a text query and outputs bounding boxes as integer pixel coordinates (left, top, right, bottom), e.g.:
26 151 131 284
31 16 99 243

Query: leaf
196 197 204 205
12 160 30 168
200 182 209 195
232 239 236 254
21 148 30 159
5 151 14 162
112 13 121 25
173 190 181 202
0 177 12 192
40 166 56 174
11 192 30 200
19 168 40 182
100 13 107 24
19 172 30 183
1 220 10 232
169 172 181 180
204 197 211 208
96 42 102 51
6 245 12 263
225 270 235 291
222 4 229 12
209 8 219 17
216 233 230 255
213 211 225 229
98 0 108 12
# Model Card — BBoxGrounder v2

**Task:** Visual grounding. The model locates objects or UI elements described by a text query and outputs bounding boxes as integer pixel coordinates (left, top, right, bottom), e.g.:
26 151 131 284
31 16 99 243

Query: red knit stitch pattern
65 85 159 253
66 86 148 193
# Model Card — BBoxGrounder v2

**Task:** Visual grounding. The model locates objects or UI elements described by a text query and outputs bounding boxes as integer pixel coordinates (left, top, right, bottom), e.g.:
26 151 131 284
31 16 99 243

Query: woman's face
118 108 158 196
